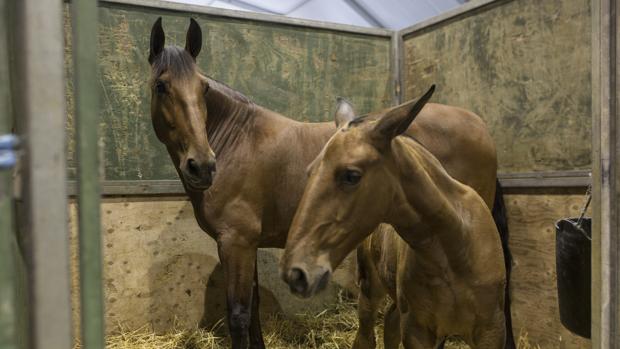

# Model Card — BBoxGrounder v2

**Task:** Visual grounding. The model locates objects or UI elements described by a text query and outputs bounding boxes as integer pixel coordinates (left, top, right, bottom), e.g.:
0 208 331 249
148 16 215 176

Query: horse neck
388 137 468 244
204 78 256 157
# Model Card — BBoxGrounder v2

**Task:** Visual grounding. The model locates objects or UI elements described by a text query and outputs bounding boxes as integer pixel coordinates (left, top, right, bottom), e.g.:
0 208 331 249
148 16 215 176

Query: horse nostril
206 158 216 174
289 267 309 295
187 158 200 177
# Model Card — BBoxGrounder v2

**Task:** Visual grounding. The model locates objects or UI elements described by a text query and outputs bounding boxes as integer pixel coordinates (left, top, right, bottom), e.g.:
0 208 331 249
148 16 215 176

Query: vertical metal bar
591 0 603 346
391 31 404 105
0 0 18 347
71 0 105 347
592 0 619 347
12 0 72 348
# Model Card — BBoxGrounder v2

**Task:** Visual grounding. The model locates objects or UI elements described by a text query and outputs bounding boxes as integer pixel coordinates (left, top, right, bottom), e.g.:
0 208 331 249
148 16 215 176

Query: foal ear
149 17 165 65
185 18 202 60
373 85 435 141
334 97 356 128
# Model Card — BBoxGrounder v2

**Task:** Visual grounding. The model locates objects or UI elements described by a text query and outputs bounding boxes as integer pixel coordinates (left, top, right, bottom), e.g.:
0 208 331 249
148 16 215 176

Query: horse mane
206 78 254 106
151 46 254 107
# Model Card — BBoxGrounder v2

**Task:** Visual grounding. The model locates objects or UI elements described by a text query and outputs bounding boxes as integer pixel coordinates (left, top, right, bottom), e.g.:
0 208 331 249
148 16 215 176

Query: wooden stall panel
68 199 358 333
64 4 392 181
403 0 591 173
506 193 590 348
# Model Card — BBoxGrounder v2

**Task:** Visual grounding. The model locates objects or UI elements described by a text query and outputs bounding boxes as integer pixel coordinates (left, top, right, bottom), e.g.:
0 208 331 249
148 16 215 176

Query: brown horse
281 86 509 348
148 18 512 349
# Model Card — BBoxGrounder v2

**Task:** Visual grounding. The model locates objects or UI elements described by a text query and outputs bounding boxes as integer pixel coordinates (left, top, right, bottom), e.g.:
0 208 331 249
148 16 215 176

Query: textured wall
69 198 358 334
506 192 591 348
64 3 393 180
403 0 591 173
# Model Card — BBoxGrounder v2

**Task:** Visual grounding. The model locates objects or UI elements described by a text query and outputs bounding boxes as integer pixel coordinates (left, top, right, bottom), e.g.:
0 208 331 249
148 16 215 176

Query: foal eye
340 169 362 186
155 80 167 95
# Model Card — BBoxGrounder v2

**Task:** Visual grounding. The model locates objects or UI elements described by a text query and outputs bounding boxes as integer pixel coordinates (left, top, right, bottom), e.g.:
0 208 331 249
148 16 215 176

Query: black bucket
555 217 591 339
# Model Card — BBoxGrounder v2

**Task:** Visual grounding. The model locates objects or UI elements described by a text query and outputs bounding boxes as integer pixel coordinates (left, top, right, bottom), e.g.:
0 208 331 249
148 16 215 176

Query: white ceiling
162 0 470 30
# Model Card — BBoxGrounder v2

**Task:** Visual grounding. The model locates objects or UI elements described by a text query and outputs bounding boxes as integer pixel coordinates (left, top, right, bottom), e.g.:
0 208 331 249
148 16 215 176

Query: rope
573 182 592 241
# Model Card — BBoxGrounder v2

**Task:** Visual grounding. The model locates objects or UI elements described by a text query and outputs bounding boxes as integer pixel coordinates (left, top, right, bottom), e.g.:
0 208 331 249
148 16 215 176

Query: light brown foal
281 86 507 348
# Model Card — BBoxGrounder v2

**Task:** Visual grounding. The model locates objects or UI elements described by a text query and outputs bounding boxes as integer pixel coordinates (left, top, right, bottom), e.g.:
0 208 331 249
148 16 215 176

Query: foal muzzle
282 264 331 298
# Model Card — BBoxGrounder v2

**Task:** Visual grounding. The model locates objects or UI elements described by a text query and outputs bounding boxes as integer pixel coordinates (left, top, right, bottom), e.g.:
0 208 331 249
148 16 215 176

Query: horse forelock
151 46 196 79
346 114 370 129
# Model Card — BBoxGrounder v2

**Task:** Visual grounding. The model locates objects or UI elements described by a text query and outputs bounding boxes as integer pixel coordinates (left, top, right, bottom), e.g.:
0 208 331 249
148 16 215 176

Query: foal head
281 86 435 298
148 18 216 190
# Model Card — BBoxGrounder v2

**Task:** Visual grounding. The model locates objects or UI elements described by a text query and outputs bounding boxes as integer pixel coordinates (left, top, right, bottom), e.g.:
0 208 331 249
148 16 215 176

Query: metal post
592 0 620 347
0 0 18 346
71 0 105 348
12 0 72 348
391 32 403 105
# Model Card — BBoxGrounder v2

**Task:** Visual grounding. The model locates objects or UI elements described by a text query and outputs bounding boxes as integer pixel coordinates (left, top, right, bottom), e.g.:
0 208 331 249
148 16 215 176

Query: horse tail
492 179 516 349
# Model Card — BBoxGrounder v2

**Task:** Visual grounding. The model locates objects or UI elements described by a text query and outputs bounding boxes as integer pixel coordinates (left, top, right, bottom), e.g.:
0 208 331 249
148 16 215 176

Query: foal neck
388 137 470 245
205 77 256 156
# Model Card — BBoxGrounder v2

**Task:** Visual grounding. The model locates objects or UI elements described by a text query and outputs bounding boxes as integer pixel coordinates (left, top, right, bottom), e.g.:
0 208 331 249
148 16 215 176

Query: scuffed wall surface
65 4 392 180
403 0 591 173
69 198 358 334
506 192 591 348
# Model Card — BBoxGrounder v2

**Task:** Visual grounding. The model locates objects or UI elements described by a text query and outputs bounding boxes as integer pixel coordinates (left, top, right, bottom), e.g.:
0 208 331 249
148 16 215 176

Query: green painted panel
66 4 392 180
403 0 591 173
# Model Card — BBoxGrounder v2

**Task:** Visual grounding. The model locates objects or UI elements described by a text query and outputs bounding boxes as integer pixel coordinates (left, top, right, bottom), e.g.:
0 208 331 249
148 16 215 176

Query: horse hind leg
383 302 401 349
352 244 387 349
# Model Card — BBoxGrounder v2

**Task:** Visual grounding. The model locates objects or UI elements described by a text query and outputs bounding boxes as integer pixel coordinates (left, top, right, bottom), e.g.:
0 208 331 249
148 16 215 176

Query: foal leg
383 302 401 349
249 261 266 349
352 245 386 349
217 234 260 349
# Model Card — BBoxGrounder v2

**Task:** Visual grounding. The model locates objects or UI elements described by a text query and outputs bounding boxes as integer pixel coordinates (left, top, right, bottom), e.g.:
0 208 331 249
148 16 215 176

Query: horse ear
149 17 165 65
373 85 435 142
334 97 356 128
185 18 202 60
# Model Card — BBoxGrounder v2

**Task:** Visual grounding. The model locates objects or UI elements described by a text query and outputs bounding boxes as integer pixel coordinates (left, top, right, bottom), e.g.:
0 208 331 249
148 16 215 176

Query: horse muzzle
281 264 331 298
183 156 216 190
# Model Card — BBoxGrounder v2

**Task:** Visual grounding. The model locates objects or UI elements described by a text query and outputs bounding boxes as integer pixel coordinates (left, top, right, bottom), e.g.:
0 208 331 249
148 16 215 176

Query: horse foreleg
352 245 386 349
470 311 506 349
249 261 266 349
217 235 259 349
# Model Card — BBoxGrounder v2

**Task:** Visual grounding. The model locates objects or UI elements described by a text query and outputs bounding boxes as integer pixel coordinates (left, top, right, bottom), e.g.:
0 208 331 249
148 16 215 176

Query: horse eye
155 80 167 95
340 169 362 186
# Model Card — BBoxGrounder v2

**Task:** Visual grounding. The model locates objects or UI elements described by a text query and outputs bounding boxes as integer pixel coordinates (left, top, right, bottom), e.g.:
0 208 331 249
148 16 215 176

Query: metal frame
398 0 508 38
65 170 591 197
0 0 18 347
12 0 73 348
101 0 393 37
72 0 105 348
498 170 591 188
591 0 617 346
391 31 404 105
